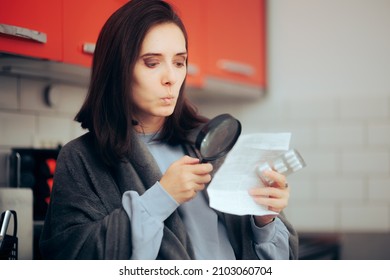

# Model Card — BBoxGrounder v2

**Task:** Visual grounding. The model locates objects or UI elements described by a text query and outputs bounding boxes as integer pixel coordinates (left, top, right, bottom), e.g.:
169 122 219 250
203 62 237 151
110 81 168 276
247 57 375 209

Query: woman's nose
162 65 177 85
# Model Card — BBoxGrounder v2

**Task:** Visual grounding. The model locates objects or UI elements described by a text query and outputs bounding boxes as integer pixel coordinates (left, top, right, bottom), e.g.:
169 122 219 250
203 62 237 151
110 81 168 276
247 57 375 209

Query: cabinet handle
15 152 21 188
83 43 96 54
0 23 47 43
217 59 255 77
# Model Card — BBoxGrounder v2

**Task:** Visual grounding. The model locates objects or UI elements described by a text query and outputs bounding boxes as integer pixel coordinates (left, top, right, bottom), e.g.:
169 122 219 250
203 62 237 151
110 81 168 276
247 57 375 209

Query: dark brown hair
75 0 206 166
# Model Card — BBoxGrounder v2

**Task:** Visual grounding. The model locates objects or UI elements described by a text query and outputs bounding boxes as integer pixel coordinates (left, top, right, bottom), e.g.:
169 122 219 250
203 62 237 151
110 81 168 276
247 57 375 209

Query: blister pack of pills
256 148 306 184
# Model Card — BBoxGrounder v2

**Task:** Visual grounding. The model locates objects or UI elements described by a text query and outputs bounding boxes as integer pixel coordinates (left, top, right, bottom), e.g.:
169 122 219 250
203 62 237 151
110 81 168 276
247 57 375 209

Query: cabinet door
63 0 127 67
168 0 207 88
0 0 62 61
205 0 266 87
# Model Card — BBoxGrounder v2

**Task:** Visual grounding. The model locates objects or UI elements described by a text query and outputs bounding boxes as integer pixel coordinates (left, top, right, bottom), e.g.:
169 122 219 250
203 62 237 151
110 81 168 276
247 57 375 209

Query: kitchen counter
298 232 390 260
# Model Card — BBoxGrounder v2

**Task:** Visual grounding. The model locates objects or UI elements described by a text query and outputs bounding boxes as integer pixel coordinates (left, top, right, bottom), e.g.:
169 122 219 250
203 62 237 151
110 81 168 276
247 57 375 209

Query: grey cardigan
40 131 299 259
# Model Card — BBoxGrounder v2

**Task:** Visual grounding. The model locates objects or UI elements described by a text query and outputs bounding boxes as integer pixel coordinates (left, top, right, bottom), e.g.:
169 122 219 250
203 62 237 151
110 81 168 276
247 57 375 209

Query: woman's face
132 23 187 129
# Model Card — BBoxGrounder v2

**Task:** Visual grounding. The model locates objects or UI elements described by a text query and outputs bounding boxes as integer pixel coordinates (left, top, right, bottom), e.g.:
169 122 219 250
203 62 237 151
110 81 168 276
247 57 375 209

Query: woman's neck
133 115 165 134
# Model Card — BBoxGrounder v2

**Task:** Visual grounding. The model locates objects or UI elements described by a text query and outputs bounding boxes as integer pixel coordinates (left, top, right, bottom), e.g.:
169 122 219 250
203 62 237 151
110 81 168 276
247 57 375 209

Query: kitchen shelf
0 53 90 86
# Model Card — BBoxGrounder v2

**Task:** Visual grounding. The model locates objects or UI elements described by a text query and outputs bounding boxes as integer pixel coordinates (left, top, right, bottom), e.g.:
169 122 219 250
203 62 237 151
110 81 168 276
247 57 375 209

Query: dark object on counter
8 147 60 221
0 210 18 260
298 233 341 260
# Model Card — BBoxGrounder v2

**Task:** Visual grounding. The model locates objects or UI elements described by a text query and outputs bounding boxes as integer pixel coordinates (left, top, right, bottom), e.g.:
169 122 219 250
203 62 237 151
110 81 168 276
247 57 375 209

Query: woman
40 0 298 260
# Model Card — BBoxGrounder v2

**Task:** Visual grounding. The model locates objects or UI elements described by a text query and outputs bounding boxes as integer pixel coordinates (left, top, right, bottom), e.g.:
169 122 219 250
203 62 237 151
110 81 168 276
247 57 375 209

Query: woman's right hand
159 155 213 204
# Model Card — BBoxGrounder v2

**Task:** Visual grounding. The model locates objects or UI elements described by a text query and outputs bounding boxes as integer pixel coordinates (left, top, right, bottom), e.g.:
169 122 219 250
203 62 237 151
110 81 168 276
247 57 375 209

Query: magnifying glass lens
196 114 241 161
201 119 238 158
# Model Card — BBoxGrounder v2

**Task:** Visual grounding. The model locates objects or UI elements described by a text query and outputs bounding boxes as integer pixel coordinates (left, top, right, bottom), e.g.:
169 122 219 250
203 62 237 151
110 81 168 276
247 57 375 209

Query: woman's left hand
248 169 290 227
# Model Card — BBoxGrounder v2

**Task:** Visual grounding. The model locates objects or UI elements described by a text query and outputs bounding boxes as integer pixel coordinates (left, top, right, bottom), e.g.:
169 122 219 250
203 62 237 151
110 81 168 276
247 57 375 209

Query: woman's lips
161 97 174 104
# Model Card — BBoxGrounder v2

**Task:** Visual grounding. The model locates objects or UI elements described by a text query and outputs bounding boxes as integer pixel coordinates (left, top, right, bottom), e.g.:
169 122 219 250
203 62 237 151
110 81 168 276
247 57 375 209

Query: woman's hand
160 156 213 204
248 169 290 227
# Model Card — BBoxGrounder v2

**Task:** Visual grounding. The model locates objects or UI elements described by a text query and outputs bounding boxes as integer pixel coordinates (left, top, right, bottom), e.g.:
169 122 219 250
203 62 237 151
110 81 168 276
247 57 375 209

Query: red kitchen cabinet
168 0 266 95
0 0 266 96
168 0 207 88
63 0 127 67
204 0 266 87
0 0 127 67
0 0 63 61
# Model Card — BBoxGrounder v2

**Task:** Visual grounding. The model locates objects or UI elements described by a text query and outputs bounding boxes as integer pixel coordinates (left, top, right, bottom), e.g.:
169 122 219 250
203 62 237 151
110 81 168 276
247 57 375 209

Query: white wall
0 77 87 183
194 0 390 232
1 0 390 233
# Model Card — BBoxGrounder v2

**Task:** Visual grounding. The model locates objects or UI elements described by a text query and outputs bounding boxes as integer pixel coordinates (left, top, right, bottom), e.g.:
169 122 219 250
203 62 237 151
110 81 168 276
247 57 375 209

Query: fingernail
261 173 274 185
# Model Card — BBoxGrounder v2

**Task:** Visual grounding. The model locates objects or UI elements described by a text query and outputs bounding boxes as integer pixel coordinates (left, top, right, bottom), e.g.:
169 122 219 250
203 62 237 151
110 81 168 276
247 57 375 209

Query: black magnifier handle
189 145 205 163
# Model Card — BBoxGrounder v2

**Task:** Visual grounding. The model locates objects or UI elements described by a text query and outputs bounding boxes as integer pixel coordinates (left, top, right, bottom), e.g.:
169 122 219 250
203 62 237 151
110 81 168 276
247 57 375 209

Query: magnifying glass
193 114 242 162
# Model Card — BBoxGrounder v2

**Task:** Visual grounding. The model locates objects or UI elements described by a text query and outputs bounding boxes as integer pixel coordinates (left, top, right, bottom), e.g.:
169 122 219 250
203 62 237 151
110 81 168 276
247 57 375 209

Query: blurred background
1 0 390 259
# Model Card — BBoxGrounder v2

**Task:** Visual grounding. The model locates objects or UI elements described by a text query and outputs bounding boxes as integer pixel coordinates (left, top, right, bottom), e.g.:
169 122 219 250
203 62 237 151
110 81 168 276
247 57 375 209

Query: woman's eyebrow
140 53 162 58
140 52 187 58
176 52 188 57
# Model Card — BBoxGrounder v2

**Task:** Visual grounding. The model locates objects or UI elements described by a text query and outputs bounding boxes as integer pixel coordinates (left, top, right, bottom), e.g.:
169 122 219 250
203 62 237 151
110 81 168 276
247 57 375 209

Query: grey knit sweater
39 131 299 259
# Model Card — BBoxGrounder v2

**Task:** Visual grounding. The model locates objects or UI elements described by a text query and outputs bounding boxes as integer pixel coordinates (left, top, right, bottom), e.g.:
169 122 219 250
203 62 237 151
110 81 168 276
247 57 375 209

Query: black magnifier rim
195 113 242 161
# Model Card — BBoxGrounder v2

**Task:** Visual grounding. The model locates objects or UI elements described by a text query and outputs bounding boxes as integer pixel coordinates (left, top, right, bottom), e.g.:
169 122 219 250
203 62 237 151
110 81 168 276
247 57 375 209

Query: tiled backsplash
0 75 87 186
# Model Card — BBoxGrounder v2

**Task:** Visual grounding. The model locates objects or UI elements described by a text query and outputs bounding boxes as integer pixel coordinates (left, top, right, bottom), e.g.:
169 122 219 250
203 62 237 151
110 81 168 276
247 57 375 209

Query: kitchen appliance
0 188 33 260
8 147 60 221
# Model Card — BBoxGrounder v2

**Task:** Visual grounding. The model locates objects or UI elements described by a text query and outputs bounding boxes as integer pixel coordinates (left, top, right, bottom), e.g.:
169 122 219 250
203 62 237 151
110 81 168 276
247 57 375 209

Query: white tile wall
0 76 18 110
0 112 36 147
341 151 389 175
301 150 340 176
368 178 390 202
20 80 87 116
340 204 390 231
36 115 75 148
286 98 337 121
368 123 390 147
0 74 87 186
287 202 339 232
288 178 314 201
339 96 389 120
316 123 365 148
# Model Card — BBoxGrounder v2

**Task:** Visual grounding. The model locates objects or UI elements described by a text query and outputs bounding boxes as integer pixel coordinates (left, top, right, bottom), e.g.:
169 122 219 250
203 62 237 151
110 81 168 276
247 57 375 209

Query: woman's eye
174 60 186 68
144 59 159 68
